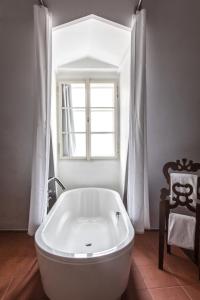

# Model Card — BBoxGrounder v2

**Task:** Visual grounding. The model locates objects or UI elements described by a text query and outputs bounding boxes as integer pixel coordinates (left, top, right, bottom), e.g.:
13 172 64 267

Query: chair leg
199 258 200 280
159 229 164 269
198 235 200 280
198 242 200 280
194 245 199 264
167 244 171 255
194 221 199 264
159 200 166 270
195 203 200 279
165 202 171 255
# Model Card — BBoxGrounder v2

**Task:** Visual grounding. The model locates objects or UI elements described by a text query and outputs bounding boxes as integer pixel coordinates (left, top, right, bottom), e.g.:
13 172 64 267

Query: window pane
62 109 86 133
62 83 85 107
62 134 86 157
91 134 115 157
91 109 115 132
90 83 115 107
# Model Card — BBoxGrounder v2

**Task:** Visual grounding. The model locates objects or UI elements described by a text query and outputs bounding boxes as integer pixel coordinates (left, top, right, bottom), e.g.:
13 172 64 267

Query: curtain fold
62 84 75 156
125 9 150 233
28 5 52 235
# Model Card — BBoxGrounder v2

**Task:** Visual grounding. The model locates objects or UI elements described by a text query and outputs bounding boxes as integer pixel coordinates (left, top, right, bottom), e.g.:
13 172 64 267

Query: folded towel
168 212 196 250
170 173 198 207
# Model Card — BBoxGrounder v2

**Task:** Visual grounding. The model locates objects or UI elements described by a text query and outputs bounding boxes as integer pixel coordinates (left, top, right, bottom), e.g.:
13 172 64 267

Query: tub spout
48 177 66 191
48 177 66 212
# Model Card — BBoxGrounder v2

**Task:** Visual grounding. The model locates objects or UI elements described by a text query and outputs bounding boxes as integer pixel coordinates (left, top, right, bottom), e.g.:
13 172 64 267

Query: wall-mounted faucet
48 177 66 191
48 177 66 212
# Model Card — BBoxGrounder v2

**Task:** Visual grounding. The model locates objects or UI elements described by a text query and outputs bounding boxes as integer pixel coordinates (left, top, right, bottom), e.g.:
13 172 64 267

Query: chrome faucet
48 177 66 212
48 177 66 191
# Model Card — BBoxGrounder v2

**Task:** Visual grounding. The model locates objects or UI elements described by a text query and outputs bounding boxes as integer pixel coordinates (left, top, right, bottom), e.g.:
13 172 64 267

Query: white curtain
62 84 76 156
28 5 52 235
126 9 150 233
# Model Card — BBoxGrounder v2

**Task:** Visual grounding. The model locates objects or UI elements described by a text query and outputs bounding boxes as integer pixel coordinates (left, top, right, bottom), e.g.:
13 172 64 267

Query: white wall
58 160 120 192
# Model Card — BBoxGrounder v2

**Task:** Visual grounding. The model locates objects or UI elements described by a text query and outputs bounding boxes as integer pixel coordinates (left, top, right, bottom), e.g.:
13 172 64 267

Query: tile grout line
135 262 183 290
1 276 14 300
134 259 199 291
144 284 184 290
181 286 194 300
135 234 199 298
148 286 192 300
165 254 199 288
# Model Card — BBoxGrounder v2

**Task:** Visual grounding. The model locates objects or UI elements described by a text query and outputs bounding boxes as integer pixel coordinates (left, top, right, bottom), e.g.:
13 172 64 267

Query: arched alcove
52 14 131 68
51 14 132 194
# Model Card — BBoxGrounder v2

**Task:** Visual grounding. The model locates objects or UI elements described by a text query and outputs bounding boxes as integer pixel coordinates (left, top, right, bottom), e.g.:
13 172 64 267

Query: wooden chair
158 158 200 278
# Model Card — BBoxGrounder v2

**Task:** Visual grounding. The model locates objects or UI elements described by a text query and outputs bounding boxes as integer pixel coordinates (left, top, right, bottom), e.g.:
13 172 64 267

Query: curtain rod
39 0 47 8
135 0 143 13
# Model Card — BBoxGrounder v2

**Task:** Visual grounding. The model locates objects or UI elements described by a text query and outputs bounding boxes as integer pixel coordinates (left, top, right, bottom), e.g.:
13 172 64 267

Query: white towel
168 212 196 250
170 173 198 207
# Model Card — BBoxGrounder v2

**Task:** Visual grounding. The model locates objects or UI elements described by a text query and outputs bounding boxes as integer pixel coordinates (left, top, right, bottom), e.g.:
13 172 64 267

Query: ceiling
52 14 131 70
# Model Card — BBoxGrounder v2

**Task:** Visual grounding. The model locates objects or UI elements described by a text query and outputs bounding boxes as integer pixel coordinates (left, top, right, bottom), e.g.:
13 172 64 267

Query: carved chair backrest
160 159 200 213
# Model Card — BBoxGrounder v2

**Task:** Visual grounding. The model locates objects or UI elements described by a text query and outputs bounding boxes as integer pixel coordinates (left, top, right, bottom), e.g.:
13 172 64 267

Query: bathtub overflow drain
85 243 92 247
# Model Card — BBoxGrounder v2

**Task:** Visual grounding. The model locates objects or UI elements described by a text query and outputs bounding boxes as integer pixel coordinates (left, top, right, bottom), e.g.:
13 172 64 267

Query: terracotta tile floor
0 231 200 300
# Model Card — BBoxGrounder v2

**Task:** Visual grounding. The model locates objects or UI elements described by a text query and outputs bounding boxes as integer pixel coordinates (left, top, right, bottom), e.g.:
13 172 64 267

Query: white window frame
57 79 119 160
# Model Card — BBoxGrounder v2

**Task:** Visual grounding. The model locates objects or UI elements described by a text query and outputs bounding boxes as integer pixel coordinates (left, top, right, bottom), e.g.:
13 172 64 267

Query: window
58 80 119 159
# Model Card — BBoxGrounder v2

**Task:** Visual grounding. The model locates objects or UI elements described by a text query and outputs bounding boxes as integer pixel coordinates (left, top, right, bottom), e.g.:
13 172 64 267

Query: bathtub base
37 246 132 300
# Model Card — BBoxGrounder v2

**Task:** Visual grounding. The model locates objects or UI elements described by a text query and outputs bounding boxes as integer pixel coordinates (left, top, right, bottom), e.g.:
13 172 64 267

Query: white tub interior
41 188 132 257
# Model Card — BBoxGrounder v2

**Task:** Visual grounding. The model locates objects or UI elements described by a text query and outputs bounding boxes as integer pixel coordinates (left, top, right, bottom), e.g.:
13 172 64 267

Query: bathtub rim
35 235 134 264
35 187 135 262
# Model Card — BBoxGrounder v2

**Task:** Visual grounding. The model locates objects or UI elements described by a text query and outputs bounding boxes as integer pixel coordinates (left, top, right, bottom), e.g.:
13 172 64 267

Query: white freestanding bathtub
35 188 134 300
